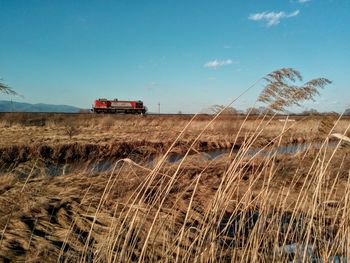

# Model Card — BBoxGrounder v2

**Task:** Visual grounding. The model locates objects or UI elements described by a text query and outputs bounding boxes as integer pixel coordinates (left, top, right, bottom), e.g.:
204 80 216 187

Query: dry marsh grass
1 68 350 262
0 113 348 147
1 140 349 262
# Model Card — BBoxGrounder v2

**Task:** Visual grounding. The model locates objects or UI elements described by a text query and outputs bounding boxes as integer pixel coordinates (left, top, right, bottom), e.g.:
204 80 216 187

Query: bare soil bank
0 140 239 166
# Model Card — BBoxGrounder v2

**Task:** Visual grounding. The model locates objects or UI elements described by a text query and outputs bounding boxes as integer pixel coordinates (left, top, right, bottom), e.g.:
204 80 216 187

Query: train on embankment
92 98 147 114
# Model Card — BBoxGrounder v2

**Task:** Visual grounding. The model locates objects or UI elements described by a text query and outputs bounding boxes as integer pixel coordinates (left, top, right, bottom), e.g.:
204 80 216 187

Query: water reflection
1 142 338 177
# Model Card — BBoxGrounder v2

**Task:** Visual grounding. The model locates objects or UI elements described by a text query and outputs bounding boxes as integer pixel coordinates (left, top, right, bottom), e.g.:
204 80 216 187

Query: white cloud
204 59 233 68
249 10 300 27
297 0 311 3
224 45 232 49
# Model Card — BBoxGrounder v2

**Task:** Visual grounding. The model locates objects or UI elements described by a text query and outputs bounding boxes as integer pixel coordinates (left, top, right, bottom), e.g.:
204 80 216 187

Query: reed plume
258 68 332 112
0 81 17 96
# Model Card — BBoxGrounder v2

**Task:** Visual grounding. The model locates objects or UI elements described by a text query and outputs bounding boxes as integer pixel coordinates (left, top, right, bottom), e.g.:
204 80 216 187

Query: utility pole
158 102 160 114
11 98 13 112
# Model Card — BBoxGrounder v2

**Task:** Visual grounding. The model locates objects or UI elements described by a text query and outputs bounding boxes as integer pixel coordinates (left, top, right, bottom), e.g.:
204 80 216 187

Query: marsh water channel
2 141 338 178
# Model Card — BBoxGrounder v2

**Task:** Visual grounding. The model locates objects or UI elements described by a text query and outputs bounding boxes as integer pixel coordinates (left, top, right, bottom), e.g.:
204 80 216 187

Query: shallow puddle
166 141 338 163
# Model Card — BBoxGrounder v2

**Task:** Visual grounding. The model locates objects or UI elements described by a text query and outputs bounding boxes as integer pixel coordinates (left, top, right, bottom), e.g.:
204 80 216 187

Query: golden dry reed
2 68 350 263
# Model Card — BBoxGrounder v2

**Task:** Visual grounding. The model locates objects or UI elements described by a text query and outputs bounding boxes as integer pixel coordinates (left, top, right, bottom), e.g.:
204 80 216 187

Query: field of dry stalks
0 113 348 164
0 111 349 262
1 69 350 262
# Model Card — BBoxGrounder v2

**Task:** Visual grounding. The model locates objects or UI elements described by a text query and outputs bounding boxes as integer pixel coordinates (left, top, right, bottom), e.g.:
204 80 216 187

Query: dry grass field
0 112 349 262
0 112 348 163
0 113 333 147
1 69 350 262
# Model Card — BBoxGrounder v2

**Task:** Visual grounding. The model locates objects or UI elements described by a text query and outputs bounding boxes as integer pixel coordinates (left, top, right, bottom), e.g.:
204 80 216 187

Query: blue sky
0 0 349 113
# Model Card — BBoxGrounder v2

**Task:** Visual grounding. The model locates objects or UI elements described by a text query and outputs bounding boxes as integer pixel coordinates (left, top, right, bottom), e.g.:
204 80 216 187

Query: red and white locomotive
92 98 147 114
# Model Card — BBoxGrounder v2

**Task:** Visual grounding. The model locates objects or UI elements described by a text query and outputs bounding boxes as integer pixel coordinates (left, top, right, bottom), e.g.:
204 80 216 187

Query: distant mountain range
0 100 82 113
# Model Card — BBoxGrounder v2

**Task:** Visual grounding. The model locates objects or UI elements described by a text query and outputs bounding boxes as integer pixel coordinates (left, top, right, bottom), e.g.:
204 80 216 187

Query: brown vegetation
1 68 350 262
